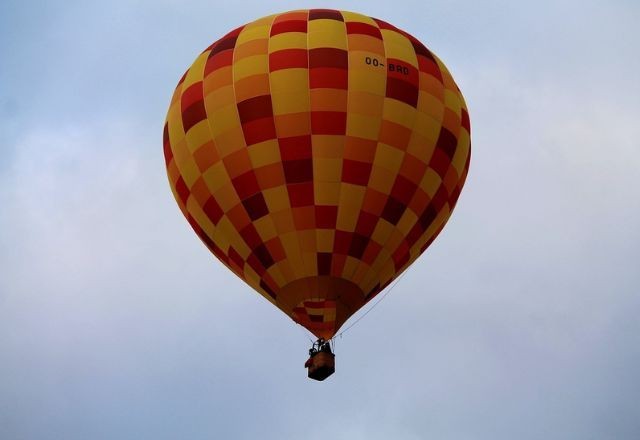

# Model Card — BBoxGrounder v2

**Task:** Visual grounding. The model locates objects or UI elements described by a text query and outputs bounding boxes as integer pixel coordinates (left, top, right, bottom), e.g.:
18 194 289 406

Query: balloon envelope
164 9 471 339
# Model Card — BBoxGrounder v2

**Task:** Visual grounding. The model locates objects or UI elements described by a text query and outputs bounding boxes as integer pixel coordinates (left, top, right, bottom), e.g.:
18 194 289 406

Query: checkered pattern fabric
164 9 471 339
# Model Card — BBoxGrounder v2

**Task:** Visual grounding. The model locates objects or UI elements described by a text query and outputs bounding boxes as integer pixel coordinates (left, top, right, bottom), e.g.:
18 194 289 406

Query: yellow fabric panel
271 91 311 115
184 120 211 153
235 20 274 45
347 65 386 94
208 104 241 138
371 217 395 243
360 269 382 296
419 168 442 198
270 64 309 118
336 184 366 230
347 90 385 116
341 11 376 25
271 209 296 234
267 265 286 288
418 90 445 121
380 30 418 67
262 187 290 212
397 208 419 236
384 229 405 255
406 130 433 161
368 164 396 194
280 232 306 278
314 181 341 204
351 263 370 285
444 89 463 117
373 142 404 172
269 69 309 93
253 215 278 242
314 158 343 183
242 263 262 289
182 51 209 89
369 248 392 278
341 256 360 279
212 183 240 213
383 99 418 129
378 260 396 287
273 260 294 284
171 139 200 187
269 32 308 51
346 113 382 140
315 229 335 252
206 215 231 252
233 55 269 79
247 140 281 167
308 20 348 49
452 130 471 175
166 101 185 147
412 110 442 144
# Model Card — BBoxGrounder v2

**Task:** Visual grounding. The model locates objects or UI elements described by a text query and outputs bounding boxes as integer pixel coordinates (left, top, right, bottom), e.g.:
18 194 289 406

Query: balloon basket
305 339 335 381
307 352 335 381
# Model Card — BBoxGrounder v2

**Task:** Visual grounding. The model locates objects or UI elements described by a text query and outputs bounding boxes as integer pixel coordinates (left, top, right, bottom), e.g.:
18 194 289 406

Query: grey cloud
1 1 640 439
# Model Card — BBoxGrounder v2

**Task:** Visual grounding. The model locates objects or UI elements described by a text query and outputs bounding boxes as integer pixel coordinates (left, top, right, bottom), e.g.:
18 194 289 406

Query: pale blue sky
1 1 639 439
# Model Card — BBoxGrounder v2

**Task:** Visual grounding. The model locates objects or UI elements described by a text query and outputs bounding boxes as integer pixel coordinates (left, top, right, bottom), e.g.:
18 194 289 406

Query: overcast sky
1 0 639 439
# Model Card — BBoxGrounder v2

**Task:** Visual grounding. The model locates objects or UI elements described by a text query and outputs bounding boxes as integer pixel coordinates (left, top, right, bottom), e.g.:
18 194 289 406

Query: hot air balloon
163 9 471 380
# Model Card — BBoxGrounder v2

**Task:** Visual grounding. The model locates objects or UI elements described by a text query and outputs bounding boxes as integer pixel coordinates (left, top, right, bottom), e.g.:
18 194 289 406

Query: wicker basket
307 352 336 381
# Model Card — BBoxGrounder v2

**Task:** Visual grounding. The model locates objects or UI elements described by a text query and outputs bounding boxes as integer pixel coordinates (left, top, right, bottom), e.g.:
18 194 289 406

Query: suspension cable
332 269 410 340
